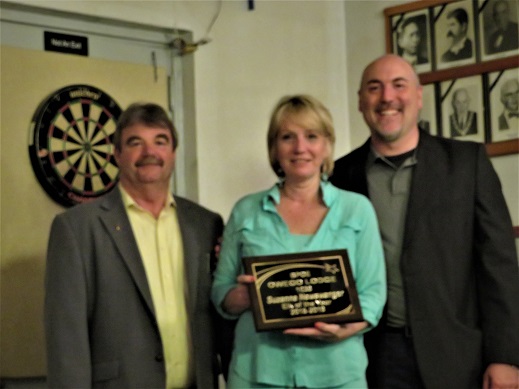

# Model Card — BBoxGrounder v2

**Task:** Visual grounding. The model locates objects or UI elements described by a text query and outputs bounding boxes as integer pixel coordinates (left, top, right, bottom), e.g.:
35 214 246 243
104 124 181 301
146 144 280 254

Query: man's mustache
135 156 163 167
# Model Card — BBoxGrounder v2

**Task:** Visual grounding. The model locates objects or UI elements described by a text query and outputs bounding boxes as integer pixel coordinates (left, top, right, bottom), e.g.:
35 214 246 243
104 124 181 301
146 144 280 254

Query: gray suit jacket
45 187 224 388
330 130 519 388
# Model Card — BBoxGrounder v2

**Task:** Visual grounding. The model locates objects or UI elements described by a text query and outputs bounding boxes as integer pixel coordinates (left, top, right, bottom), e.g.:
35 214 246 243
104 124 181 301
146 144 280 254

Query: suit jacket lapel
403 132 442 249
98 187 156 317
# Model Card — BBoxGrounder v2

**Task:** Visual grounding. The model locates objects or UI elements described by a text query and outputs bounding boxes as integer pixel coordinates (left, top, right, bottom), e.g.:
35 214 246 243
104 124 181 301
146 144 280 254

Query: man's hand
483 363 519 389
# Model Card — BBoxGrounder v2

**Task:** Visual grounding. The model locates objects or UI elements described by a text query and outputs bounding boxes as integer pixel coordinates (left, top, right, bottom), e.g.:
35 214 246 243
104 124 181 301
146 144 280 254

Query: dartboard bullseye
29 84 122 207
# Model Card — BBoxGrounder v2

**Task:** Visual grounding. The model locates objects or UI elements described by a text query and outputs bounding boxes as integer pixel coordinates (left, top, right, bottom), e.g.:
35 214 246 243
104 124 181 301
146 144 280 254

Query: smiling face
275 114 330 184
114 123 176 191
358 55 423 147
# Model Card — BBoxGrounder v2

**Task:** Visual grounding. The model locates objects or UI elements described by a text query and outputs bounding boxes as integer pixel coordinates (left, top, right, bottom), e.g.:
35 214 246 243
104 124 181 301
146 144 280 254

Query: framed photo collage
385 0 519 156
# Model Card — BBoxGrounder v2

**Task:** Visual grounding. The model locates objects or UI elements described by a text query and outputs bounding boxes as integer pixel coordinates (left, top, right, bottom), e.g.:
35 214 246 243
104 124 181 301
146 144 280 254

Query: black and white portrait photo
489 68 519 142
418 84 438 135
480 0 519 60
441 76 484 142
392 11 432 73
435 0 476 69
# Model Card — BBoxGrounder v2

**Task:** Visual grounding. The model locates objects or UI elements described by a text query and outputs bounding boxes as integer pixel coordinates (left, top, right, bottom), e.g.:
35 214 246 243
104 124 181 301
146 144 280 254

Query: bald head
359 54 420 91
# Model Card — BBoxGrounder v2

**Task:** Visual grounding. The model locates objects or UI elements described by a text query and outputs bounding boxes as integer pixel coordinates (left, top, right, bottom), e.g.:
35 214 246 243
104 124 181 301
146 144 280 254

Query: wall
194 1 350 219
344 0 401 148
13 0 515 226
11 0 350 220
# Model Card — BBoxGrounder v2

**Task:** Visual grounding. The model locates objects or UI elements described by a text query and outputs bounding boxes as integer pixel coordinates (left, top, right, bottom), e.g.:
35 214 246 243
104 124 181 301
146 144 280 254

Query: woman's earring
320 165 328 181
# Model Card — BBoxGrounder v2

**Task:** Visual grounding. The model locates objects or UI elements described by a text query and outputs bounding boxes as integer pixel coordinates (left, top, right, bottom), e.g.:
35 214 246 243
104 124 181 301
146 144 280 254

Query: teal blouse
211 181 386 388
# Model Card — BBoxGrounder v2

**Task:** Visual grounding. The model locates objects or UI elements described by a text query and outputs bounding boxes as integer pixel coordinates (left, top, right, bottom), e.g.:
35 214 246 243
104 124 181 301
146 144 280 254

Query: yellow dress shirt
120 187 194 389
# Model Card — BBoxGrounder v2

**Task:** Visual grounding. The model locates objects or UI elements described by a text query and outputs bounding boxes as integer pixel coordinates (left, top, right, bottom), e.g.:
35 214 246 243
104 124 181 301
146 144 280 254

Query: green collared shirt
212 181 386 388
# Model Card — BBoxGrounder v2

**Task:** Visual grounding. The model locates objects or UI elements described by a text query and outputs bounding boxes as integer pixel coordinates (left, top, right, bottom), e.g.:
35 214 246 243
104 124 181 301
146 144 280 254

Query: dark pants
367 327 425 389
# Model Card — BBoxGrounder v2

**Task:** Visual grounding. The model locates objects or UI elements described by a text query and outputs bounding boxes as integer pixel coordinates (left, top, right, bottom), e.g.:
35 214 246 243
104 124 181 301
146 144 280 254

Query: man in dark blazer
330 54 519 389
45 103 225 388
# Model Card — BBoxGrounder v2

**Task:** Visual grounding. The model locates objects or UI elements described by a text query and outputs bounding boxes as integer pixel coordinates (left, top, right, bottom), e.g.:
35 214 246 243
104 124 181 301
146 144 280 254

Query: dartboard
29 84 122 207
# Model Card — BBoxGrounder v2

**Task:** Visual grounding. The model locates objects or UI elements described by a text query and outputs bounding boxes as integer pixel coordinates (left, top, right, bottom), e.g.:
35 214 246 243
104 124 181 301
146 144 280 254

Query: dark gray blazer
330 130 519 388
45 186 224 388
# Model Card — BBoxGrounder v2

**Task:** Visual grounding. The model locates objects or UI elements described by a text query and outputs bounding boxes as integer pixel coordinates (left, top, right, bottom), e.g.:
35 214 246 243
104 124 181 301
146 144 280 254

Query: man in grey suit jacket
45 103 224 388
330 55 519 388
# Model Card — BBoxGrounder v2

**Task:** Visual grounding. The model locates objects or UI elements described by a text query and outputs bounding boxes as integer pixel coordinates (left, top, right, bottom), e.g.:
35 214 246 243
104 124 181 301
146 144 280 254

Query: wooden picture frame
385 0 519 157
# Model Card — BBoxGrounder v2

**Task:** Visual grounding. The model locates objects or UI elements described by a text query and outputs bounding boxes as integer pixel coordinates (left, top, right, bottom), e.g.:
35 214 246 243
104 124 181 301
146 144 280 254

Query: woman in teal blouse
211 95 386 388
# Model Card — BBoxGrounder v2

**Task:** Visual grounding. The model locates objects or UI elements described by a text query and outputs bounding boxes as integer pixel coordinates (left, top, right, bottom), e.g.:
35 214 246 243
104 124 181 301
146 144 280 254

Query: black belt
385 325 412 337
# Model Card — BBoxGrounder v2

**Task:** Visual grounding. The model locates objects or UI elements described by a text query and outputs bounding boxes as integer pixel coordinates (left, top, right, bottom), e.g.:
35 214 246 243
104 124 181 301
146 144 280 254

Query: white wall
11 0 349 220
344 0 401 149
192 1 350 219
11 0 518 226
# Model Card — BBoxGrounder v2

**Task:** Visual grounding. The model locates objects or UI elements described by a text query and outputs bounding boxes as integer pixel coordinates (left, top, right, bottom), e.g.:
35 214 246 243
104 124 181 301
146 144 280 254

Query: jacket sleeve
44 214 92 388
473 145 519 366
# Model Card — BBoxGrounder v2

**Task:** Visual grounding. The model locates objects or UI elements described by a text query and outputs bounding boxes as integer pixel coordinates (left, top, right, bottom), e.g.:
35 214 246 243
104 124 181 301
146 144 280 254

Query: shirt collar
368 144 418 169
119 185 176 211
261 180 336 211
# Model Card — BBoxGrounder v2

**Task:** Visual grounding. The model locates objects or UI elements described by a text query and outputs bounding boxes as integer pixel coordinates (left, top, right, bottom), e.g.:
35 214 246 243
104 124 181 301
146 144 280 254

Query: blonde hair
267 94 336 177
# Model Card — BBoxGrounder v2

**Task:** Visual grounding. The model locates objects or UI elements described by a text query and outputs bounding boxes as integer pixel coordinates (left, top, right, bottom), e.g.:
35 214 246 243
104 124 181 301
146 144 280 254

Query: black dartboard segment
29 85 122 207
